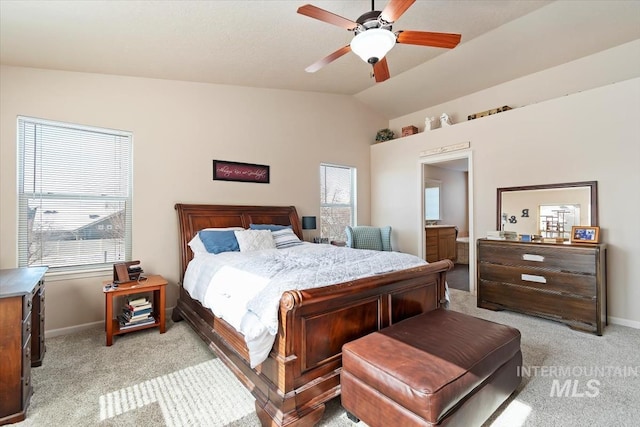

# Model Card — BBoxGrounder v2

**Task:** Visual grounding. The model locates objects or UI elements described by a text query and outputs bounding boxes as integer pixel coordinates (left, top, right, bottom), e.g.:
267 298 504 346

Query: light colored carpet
15 289 640 426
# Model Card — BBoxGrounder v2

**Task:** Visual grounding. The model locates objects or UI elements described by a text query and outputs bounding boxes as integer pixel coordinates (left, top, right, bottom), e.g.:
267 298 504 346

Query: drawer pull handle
522 273 546 284
522 254 544 262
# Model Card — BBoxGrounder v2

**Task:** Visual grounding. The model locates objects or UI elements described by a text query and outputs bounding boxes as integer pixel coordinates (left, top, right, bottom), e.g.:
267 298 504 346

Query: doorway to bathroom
420 150 474 293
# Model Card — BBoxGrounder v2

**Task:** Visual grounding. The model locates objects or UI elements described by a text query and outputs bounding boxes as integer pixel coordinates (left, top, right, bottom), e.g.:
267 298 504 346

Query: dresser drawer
22 294 33 320
479 242 597 275
22 338 32 411
22 313 32 343
479 281 597 327
478 263 596 298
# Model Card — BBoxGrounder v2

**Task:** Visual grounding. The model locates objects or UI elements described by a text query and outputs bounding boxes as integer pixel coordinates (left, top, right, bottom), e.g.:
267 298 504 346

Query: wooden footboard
172 260 452 426
172 203 453 426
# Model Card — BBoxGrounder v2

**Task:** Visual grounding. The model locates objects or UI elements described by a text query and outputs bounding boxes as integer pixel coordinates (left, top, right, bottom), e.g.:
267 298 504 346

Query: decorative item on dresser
0 267 47 425
477 239 606 335
425 225 457 262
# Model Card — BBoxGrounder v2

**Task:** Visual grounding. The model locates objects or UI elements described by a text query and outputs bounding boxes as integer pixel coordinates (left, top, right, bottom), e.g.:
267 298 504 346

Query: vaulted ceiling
1 1 639 118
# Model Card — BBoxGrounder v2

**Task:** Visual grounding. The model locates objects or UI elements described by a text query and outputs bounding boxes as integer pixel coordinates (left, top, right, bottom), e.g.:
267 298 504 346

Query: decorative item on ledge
375 128 395 143
425 117 436 131
468 105 512 121
402 125 418 136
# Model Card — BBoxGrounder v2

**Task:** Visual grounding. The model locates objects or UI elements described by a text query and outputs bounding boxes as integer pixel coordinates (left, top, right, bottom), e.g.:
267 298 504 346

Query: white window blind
17 116 133 271
320 163 356 242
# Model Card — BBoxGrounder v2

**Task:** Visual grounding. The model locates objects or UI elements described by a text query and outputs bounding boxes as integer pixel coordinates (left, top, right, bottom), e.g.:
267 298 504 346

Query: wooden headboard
175 204 303 281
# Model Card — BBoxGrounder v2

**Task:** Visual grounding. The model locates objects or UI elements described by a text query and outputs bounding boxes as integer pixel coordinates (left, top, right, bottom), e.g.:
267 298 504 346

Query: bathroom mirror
424 179 442 222
497 181 598 239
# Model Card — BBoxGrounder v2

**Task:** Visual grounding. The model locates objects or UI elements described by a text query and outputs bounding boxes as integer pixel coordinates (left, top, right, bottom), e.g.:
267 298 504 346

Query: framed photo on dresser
571 226 600 243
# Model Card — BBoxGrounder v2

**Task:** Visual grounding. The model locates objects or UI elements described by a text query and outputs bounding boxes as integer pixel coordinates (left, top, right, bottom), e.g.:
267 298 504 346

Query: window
17 116 132 271
320 164 356 242
425 179 442 221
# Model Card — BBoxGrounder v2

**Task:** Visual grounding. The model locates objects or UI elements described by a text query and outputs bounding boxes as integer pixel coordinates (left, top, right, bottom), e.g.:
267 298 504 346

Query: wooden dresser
425 225 457 262
477 239 606 335
0 267 47 425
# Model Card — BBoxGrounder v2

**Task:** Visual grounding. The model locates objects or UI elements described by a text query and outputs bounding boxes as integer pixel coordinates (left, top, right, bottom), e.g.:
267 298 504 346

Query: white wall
371 77 640 326
0 65 386 333
388 40 640 136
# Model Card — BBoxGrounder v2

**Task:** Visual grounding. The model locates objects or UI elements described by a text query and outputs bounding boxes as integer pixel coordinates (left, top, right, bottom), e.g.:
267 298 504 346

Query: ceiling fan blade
373 57 390 83
305 45 352 73
396 30 461 49
297 4 358 30
380 0 416 22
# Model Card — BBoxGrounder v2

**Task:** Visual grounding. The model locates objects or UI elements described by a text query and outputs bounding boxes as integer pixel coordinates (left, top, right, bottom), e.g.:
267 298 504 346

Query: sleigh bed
171 203 453 427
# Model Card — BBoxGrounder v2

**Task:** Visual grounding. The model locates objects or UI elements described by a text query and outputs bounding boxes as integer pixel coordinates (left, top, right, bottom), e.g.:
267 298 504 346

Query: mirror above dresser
497 181 598 241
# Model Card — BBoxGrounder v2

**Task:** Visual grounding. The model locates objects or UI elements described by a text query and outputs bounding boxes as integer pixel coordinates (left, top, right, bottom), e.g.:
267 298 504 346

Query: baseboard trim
45 321 103 338
44 307 175 338
608 316 640 329
43 310 639 337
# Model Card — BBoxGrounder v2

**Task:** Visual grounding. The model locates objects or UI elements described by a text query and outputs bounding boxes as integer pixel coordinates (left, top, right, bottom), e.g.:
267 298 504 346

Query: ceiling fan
297 0 462 83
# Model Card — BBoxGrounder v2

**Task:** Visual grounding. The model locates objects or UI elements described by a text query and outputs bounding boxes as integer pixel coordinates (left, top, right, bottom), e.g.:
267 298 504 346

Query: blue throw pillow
198 230 240 254
249 223 291 231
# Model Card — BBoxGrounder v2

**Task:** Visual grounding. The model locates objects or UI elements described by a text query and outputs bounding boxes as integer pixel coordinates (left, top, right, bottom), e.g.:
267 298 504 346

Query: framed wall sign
213 160 270 184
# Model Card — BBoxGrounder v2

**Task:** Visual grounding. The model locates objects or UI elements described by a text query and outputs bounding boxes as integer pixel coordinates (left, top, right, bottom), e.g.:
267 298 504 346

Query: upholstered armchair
345 226 392 251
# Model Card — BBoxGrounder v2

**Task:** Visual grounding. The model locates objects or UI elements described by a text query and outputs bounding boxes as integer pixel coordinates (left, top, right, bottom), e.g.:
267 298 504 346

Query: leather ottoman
341 309 522 426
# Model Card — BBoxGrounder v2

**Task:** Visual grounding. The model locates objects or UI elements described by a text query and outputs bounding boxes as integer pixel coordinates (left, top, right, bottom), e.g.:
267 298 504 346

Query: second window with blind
320 163 356 243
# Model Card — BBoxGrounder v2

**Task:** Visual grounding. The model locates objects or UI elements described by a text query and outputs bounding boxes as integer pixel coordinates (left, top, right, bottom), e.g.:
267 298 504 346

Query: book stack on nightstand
118 296 155 330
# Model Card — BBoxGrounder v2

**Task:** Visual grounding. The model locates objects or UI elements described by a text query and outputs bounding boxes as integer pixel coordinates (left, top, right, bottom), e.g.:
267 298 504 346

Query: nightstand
103 274 167 346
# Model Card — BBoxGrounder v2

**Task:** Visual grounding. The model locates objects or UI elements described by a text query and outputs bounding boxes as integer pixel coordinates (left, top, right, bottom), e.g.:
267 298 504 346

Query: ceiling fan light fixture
350 28 396 64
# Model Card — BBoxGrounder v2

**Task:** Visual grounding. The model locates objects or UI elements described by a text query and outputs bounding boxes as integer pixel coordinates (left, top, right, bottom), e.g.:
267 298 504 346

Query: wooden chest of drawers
0 267 47 425
477 239 606 335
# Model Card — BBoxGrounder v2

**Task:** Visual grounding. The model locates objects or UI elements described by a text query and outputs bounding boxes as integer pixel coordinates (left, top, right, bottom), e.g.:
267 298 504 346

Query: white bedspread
183 243 428 367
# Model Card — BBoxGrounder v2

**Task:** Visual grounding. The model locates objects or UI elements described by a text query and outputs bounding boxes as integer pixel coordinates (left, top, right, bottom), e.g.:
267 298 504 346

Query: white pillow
188 227 244 255
234 230 276 252
271 228 303 249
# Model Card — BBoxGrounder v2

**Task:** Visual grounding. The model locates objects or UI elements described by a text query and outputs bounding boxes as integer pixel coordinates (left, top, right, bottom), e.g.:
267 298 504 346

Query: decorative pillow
249 223 291 231
345 226 392 251
234 230 276 252
271 228 303 249
189 227 244 254
198 230 241 254
380 226 392 251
